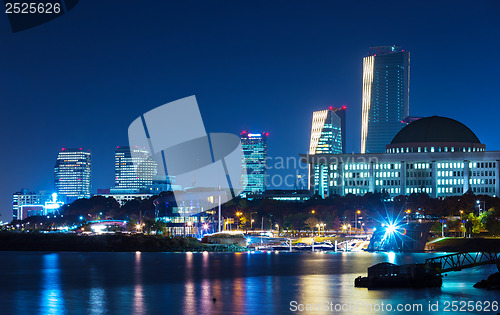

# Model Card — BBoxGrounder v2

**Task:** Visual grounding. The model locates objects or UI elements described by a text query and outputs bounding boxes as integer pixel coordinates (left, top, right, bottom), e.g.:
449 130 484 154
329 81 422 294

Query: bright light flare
386 224 397 234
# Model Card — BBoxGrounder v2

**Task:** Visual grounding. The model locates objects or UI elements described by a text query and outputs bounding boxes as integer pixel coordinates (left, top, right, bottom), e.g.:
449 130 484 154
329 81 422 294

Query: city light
386 224 397 234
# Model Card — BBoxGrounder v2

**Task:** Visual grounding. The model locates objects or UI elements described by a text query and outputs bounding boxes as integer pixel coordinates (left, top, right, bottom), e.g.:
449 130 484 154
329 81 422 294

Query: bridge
425 247 500 273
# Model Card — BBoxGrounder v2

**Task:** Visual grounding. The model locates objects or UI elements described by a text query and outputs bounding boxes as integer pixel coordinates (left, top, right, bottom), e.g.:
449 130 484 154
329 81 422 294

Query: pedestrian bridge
425 247 500 273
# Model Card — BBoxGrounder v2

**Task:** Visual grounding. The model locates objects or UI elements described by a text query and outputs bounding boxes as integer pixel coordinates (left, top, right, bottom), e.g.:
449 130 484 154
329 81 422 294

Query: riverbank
0 232 249 252
426 237 500 252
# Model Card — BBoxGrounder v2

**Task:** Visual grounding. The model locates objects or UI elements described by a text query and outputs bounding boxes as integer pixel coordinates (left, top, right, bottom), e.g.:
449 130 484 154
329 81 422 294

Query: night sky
1 1 499 220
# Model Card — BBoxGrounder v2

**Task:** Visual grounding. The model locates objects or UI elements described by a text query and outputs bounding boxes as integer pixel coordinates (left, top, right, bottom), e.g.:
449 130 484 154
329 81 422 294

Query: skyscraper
54 148 91 201
308 106 346 196
309 106 346 155
115 146 157 190
241 131 268 195
361 45 410 153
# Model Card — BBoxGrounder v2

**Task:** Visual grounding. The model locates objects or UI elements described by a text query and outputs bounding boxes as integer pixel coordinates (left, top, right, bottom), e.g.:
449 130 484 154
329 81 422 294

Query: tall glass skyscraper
309 106 346 155
361 45 410 153
54 148 91 201
241 131 268 195
115 146 157 190
308 106 346 196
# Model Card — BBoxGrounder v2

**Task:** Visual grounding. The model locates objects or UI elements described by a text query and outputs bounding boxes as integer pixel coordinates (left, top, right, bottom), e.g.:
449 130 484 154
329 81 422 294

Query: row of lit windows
344 172 369 178
437 162 464 169
437 187 460 194
387 146 486 154
344 180 369 186
375 180 401 186
406 187 432 194
344 188 369 194
438 179 464 185
375 163 401 170
469 178 496 185
407 163 430 169
438 171 463 177
375 171 399 178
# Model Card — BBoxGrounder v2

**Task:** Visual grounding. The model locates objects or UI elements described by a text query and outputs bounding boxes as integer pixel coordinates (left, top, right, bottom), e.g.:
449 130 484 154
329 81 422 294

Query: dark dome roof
391 116 481 144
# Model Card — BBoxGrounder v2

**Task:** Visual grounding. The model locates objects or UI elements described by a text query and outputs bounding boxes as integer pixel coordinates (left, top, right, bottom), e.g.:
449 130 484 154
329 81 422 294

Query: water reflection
133 251 145 314
88 266 106 315
40 253 65 314
183 252 195 314
386 251 396 264
1 251 498 315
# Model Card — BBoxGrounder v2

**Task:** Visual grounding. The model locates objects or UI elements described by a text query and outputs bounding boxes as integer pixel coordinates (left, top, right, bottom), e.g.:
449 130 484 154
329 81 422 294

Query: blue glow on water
1 251 498 314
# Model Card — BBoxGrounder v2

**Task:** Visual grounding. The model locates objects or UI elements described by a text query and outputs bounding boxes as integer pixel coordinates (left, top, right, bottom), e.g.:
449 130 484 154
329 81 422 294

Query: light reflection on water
40 253 65 315
0 251 498 314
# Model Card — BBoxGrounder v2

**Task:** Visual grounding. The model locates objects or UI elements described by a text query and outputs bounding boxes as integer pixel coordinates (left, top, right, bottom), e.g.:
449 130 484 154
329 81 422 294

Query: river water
0 251 498 314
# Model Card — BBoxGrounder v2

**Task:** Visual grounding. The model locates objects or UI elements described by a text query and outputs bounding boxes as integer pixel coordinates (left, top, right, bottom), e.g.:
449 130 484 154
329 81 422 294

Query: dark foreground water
0 251 498 314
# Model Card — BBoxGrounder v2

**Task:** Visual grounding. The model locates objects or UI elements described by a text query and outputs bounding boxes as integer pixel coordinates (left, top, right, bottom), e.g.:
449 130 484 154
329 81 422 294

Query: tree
481 210 500 235
239 216 248 230
467 213 483 235
304 217 319 234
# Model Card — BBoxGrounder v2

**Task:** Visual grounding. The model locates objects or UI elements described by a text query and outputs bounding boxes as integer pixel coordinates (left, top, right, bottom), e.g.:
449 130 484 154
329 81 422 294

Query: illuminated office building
54 148 91 202
361 45 410 153
304 116 499 199
115 146 157 190
12 190 63 220
241 131 268 195
309 106 346 196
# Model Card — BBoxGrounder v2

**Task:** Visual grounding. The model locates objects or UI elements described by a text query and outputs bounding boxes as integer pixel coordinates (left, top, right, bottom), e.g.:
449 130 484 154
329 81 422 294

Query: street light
355 210 361 231
235 212 242 230
275 223 279 236
347 224 351 235
460 210 465 237
250 212 257 230
311 210 315 214
406 209 411 224
476 200 485 214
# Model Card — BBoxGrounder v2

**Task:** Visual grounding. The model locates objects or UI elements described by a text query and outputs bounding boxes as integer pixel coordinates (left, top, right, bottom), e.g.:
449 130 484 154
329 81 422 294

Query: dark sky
1 1 499 220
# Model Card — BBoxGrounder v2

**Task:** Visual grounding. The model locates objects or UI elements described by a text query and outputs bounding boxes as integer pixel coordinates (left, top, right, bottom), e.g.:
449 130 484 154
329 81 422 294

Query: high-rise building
308 106 346 196
115 146 157 190
309 106 346 155
54 148 91 202
361 45 410 154
241 131 268 195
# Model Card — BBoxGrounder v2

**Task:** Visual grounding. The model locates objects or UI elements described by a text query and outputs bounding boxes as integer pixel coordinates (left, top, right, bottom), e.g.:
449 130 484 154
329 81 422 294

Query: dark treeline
10 190 500 235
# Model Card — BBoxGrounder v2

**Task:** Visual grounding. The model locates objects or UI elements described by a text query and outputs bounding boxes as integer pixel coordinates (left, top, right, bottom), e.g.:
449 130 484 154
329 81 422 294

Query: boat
312 240 334 250
355 262 442 289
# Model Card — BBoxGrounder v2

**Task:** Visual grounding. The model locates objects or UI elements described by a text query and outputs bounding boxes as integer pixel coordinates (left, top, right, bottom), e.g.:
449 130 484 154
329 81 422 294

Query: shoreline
0 232 248 253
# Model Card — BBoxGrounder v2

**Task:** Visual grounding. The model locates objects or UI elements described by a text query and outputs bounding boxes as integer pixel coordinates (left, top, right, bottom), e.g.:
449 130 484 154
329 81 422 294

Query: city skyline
1 1 499 220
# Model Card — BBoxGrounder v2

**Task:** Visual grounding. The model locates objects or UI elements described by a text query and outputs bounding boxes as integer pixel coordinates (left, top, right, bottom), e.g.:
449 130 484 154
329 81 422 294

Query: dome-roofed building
386 116 485 154
302 116 499 199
